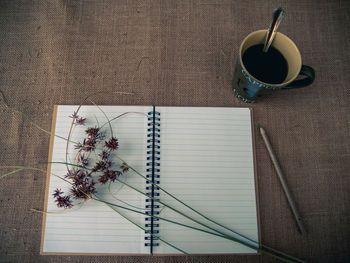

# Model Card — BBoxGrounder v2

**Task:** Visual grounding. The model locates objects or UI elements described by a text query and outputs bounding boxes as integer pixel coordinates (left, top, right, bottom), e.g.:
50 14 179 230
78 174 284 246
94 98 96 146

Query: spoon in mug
263 7 285 53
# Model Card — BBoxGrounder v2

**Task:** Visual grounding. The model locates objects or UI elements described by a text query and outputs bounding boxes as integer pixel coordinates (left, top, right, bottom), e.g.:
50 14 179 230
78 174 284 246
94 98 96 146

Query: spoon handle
263 7 285 53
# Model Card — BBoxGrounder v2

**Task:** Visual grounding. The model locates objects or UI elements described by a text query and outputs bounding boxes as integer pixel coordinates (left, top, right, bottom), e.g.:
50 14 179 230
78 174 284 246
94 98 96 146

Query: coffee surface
242 44 288 84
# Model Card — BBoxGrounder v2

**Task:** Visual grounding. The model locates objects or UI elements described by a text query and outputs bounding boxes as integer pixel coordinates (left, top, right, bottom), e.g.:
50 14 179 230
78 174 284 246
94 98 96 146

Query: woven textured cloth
0 0 349 262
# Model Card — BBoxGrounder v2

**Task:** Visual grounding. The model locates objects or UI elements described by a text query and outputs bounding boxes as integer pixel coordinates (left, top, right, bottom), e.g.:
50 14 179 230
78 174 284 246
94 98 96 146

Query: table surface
0 1 349 262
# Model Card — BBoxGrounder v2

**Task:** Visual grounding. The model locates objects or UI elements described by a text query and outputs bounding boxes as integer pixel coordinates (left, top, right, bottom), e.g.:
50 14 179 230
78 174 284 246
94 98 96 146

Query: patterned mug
233 30 315 103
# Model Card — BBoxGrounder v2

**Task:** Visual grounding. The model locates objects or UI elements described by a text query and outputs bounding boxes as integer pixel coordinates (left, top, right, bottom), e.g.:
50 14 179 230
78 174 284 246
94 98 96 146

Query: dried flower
105 169 117 182
105 137 119 151
69 112 86 126
98 169 122 184
99 151 110 160
64 170 76 179
106 160 112 169
85 127 101 138
65 169 79 180
92 160 106 172
79 154 89 167
74 138 97 152
83 138 97 152
69 111 79 120
52 113 128 209
74 142 84 151
70 172 96 200
75 117 86 126
53 188 63 198
70 170 85 186
71 186 88 199
53 189 73 208
120 162 129 173
55 116 125 206
98 174 109 184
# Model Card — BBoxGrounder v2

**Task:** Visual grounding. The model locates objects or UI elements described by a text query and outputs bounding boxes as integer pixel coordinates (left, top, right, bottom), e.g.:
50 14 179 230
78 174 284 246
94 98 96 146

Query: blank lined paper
155 107 259 254
42 105 259 255
42 105 151 254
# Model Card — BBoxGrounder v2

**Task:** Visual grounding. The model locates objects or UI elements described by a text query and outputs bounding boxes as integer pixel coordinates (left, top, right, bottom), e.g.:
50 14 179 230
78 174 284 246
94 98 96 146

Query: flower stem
0 163 305 263
116 156 305 263
74 104 300 262
107 180 148 211
93 194 207 263
83 96 113 137
99 111 148 129
91 196 300 263
0 93 78 144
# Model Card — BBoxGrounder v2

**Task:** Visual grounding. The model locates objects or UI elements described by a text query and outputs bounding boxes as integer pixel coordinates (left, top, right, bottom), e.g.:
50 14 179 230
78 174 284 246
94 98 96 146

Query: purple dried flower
106 169 117 182
69 111 79 120
98 169 122 184
93 160 112 172
69 112 86 126
92 160 106 172
79 154 89 167
70 171 91 186
53 188 63 198
99 151 110 160
105 160 112 169
75 117 86 126
65 169 81 180
120 162 129 173
71 186 88 199
74 138 97 152
53 189 73 208
74 142 84 151
98 174 109 184
83 138 97 152
105 137 119 151
70 175 96 200
65 170 73 179
85 127 101 138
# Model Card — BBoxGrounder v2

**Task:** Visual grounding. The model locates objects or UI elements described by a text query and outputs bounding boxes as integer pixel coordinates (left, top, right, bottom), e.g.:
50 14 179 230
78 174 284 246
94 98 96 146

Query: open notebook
41 106 260 255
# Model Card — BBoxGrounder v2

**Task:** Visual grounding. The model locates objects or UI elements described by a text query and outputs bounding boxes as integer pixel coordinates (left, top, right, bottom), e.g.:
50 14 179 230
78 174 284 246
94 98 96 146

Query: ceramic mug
232 30 315 103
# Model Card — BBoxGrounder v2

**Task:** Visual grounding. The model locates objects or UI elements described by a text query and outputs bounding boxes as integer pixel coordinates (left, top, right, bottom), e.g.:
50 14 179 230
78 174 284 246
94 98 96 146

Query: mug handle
282 65 315 89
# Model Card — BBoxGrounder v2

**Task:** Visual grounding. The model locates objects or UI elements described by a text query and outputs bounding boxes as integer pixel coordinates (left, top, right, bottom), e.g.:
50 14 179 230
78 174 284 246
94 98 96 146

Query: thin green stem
1 98 266 258
1 163 304 263
110 176 300 262
0 91 304 262
86 98 113 137
117 156 253 239
114 177 259 248
115 156 305 263
64 92 104 173
0 96 78 144
87 102 209 260
107 181 148 211
0 167 27 180
100 111 148 129
93 194 207 263
91 197 300 263
0 163 252 252
93 115 100 127
73 100 262 255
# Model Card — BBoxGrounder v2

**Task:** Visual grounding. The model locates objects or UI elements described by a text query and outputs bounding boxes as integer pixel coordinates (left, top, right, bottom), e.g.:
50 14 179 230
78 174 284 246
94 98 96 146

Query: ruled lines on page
155 107 258 254
42 105 151 254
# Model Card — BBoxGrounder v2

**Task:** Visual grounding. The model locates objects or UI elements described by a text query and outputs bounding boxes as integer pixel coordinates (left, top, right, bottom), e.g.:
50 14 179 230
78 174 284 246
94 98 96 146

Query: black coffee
242 44 288 84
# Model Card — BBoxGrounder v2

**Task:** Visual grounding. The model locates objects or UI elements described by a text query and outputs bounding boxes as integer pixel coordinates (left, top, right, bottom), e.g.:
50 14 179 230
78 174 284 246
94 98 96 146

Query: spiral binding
145 107 161 251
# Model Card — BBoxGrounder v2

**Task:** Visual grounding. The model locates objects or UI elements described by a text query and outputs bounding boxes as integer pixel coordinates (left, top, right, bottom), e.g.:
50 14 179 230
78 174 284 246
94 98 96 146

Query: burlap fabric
0 0 349 262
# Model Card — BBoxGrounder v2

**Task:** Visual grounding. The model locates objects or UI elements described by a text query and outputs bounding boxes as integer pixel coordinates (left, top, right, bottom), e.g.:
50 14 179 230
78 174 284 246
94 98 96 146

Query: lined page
42 105 151 254
155 107 259 254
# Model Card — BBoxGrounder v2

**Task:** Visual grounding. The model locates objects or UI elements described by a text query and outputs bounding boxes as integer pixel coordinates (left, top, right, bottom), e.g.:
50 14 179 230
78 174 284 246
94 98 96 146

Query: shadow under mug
232 30 315 103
